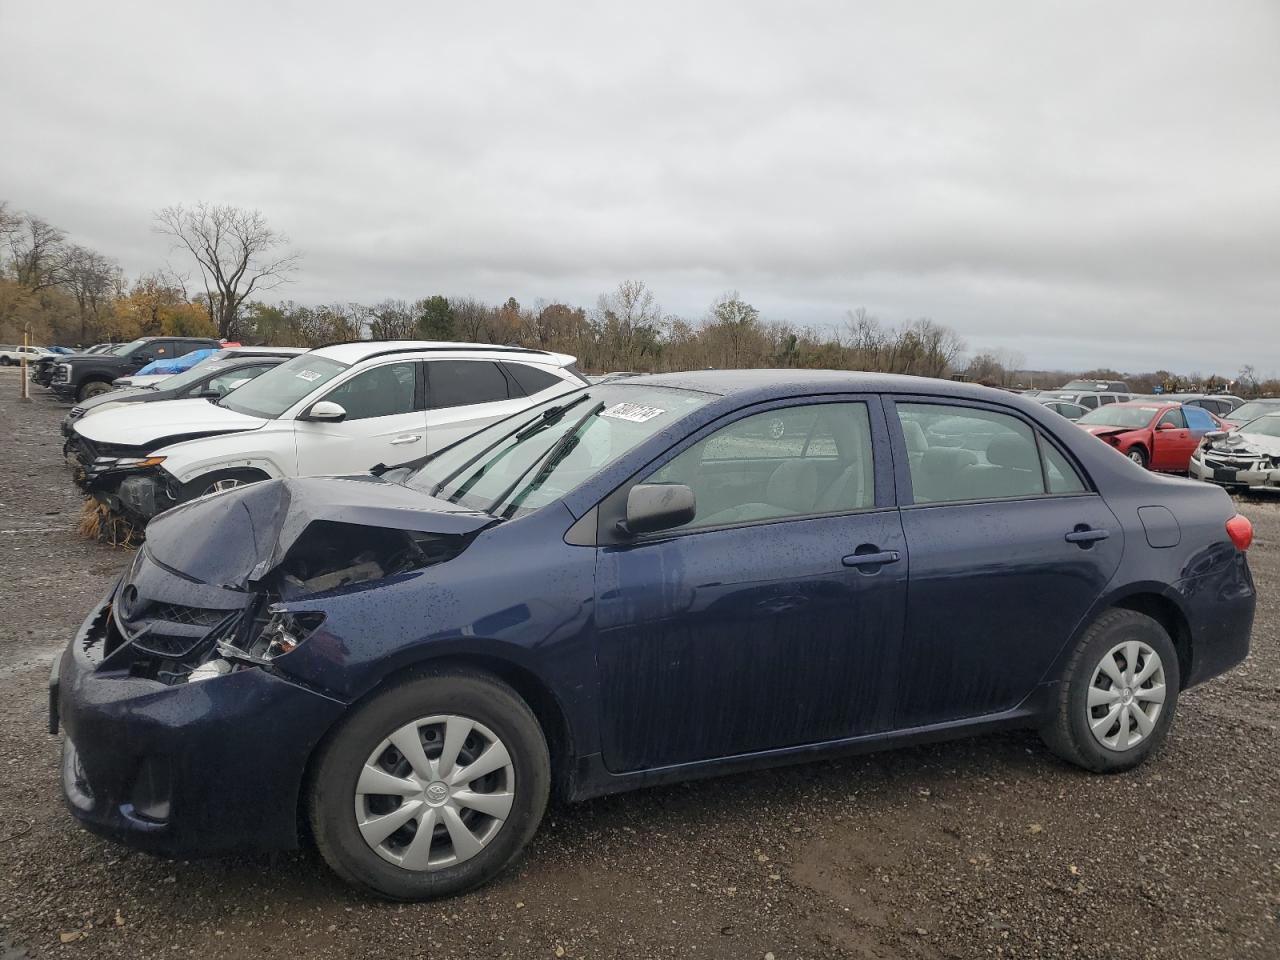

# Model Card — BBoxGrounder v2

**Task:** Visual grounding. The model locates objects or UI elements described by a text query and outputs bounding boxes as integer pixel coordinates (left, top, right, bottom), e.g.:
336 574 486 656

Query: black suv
48 337 221 402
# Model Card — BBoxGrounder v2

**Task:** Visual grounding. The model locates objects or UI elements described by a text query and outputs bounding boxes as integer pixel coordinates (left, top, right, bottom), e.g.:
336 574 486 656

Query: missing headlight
218 608 326 666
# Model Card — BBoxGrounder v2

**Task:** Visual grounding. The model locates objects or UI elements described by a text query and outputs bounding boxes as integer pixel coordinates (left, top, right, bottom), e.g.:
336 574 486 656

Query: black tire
177 468 269 503
76 380 112 402
1040 608 1180 773
0 357 10 366
307 670 550 900
1126 446 1148 469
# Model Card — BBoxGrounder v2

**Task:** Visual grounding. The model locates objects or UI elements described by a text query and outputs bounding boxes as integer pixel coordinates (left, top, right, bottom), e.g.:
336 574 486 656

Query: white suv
69 341 586 521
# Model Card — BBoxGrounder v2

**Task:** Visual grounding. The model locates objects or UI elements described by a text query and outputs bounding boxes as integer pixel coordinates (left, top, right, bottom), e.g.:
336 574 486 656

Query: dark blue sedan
52 371 1256 899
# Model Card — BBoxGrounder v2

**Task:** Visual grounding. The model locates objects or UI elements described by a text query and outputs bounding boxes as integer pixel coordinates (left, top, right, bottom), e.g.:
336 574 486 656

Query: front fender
158 429 297 484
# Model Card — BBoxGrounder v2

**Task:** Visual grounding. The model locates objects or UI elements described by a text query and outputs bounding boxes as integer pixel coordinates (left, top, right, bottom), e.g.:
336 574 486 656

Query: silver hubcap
1087 640 1166 752
203 478 244 495
1129 450 1144 465
354 714 515 872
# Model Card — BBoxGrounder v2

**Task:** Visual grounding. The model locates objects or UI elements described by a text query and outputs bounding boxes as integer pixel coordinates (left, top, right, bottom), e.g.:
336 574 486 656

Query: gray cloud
2 0 1277 374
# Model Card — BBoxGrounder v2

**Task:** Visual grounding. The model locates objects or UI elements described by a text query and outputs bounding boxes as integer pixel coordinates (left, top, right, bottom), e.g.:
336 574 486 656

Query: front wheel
1127 446 1148 469
0 357 10 366
76 380 113 402
308 670 550 900
178 468 268 503
1040 609 1180 773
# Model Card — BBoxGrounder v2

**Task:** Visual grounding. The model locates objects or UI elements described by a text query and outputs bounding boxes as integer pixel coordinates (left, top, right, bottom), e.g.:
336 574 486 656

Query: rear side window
503 362 563 396
427 360 511 409
1183 406 1216 431
1099 395 1115 405
898 403 1084 503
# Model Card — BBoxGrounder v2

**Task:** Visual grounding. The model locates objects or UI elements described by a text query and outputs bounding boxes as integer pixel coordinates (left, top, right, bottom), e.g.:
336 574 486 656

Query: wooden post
19 323 31 402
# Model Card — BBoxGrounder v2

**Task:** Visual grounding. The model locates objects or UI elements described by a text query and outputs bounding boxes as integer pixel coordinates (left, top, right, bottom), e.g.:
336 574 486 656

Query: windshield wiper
486 400 605 517
428 392 591 498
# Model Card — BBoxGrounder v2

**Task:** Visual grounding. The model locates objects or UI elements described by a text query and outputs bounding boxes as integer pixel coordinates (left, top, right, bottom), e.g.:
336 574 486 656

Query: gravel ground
1 367 1277 960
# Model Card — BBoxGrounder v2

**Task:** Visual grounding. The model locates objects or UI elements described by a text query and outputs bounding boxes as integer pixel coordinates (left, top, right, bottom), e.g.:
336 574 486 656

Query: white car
0 344 52 365
1189 412 1280 492
70 341 587 521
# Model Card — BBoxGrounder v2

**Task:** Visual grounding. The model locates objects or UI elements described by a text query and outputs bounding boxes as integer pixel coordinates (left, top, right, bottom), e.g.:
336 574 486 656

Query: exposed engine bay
91 522 473 686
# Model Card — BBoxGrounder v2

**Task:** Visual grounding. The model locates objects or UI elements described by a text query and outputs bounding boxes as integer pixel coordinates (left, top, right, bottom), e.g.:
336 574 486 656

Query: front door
887 399 1124 727
593 397 909 772
1149 407 1197 471
294 360 426 476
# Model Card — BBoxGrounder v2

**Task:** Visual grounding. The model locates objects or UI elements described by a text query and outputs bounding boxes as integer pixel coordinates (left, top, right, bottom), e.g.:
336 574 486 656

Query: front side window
219 354 349 419
898 402 1083 503
428 360 511 409
320 361 418 421
1078 395 1099 409
1157 408 1186 429
645 403 875 529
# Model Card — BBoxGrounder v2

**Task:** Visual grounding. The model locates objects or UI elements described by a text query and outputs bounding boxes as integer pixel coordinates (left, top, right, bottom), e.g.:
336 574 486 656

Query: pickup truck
49 336 221 401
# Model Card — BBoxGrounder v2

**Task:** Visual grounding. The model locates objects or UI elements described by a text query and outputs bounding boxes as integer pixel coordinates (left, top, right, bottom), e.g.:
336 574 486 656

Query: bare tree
154 203 299 338
365 299 418 340
7 214 67 291
62 245 120 341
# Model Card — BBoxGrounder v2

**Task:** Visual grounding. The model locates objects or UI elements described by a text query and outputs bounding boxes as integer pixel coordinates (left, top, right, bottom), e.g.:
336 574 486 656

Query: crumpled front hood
78 386 151 411
74 397 265 447
1204 431 1280 458
1081 425 1136 438
144 475 497 589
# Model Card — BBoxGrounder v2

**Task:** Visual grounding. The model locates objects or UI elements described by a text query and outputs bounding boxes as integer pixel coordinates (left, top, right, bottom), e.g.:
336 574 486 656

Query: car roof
309 340 576 367
615 369 1033 401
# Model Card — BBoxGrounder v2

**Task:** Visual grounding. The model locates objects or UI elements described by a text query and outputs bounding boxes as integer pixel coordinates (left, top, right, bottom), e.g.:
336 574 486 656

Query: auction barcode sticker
295 370 324 382
600 402 666 423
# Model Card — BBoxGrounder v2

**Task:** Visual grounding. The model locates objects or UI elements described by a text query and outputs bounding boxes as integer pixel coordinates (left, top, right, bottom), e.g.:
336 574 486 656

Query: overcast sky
3 1 1278 374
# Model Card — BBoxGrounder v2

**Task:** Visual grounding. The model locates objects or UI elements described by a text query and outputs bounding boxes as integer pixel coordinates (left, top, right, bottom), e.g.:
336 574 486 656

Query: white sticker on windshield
600 402 665 423
295 370 324 382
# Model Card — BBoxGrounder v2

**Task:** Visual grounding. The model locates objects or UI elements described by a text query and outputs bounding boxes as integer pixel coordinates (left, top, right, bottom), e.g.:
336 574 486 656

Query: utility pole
19 323 31 402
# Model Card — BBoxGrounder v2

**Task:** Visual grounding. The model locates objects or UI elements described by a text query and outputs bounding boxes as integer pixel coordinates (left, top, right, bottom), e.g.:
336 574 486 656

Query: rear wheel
0 357 10 366
308 670 550 900
76 380 112 402
1127 446 1148 469
1040 608 1179 773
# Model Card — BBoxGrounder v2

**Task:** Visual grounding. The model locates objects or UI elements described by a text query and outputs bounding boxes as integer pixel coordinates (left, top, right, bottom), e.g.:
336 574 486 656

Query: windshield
218 354 348 418
1077 405 1159 428
407 383 711 518
1228 400 1280 422
112 339 147 356
154 360 238 392
1239 415 1280 438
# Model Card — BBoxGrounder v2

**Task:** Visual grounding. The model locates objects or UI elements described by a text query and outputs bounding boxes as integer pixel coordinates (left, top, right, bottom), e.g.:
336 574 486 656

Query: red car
1076 401 1229 471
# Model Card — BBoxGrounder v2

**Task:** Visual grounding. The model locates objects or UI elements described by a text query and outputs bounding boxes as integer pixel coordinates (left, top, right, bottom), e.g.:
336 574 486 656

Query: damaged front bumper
53 583 347 857
65 436 177 521
1190 452 1280 491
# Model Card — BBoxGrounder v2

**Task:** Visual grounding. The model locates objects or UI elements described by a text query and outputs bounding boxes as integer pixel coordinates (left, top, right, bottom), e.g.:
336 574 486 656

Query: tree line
1 199 1271 394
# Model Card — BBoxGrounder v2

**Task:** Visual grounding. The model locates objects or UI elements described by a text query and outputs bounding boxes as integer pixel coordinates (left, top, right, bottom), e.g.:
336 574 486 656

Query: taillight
1226 514 1253 551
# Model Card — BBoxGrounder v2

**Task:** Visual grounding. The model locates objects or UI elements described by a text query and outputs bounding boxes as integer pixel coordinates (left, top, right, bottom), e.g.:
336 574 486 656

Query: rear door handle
842 550 901 568
1065 527 1110 545
389 434 423 445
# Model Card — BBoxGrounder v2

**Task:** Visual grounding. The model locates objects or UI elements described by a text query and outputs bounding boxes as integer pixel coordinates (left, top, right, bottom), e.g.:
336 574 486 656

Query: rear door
293 360 426 475
886 398 1123 727
593 396 909 771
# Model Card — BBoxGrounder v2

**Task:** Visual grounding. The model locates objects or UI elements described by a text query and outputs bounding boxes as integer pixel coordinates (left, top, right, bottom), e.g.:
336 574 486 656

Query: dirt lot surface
1 366 1277 960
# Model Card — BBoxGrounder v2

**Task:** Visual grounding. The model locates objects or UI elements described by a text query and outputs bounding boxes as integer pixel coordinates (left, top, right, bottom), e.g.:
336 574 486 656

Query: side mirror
1157 421 1179 431
196 389 221 400
302 400 347 423
619 483 696 536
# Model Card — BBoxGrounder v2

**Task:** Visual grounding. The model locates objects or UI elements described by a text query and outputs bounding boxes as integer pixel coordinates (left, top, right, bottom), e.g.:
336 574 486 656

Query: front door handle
389 434 423 445
842 550 901 568
1065 526 1110 546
